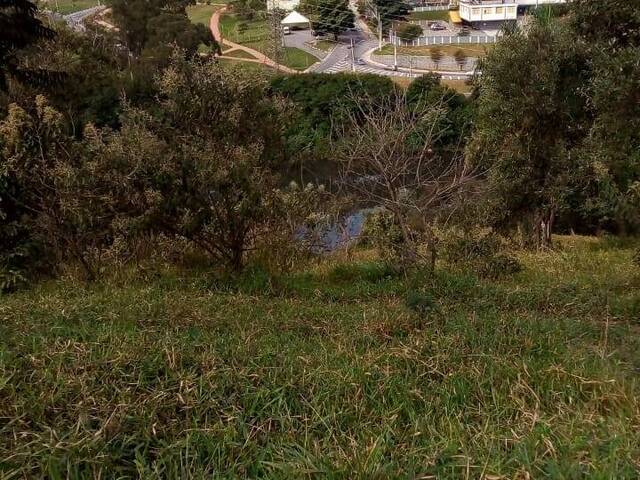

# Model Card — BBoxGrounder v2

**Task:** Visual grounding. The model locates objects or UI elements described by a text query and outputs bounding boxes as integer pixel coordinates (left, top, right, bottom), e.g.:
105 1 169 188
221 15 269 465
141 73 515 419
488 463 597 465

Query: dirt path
210 7 297 74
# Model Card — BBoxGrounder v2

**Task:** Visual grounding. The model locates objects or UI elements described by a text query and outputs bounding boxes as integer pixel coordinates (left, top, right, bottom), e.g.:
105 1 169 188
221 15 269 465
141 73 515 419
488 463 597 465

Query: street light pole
393 31 397 70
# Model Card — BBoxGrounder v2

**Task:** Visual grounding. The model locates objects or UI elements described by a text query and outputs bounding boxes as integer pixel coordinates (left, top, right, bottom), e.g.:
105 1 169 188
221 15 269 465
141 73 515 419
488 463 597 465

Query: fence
411 5 450 12
390 33 498 47
371 52 477 72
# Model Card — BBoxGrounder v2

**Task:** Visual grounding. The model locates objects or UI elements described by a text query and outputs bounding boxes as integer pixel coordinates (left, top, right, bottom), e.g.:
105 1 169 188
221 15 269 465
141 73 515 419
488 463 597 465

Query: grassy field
1 235 639 477
408 10 451 21
186 3 222 26
218 14 317 70
39 0 99 14
375 43 491 57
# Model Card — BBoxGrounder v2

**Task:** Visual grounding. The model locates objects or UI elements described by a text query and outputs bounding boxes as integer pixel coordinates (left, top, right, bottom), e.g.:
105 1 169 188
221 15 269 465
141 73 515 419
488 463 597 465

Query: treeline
1 0 639 289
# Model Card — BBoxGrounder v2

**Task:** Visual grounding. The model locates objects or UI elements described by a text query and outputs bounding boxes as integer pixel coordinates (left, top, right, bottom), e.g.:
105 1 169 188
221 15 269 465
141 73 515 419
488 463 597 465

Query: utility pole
376 5 383 50
393 30 397 70
350 38 355 71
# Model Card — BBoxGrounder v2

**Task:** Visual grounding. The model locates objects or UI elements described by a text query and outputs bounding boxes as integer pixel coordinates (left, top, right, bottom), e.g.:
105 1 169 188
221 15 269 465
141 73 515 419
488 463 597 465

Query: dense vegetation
1 0 639 477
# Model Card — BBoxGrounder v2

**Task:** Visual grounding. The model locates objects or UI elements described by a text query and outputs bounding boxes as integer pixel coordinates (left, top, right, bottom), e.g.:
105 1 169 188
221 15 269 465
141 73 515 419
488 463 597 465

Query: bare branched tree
334 91 477 269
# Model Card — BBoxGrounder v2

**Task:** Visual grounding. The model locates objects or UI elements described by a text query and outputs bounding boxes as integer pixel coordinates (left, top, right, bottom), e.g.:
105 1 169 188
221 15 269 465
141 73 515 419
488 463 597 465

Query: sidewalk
210 7 298 74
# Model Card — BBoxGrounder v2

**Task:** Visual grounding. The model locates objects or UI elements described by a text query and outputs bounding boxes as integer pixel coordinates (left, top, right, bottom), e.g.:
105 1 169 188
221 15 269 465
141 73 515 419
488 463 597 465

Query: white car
283 26 291 35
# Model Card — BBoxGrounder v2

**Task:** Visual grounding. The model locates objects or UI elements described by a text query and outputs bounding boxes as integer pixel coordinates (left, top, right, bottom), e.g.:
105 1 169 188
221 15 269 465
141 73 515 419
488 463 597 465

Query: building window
507 6 516 15
483 7 493 15
496 6 503 14
472 7 480 15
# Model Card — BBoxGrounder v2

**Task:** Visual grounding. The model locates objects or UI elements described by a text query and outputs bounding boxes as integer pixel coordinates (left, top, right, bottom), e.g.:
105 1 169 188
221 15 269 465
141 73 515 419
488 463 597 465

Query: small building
280 10 311 29
457 0 565 24
266 0 300 11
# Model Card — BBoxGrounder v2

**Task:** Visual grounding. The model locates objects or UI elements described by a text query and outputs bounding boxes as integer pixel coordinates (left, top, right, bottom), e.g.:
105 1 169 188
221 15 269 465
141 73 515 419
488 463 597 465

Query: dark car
458 27 470 36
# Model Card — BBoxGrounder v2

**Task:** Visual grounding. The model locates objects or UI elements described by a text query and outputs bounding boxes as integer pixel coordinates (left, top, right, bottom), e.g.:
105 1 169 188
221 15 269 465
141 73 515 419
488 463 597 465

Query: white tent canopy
280 10 310 28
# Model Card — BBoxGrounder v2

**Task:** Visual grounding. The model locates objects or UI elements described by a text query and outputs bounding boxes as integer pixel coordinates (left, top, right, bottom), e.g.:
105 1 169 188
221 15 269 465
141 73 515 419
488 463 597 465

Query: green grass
280 47 318 70
39 0 100 14
408 10 450 21
222 48 258 59
219 14 270 46
311 39 336 52
218 14 316 70
186 3 222 26
2 236 640 477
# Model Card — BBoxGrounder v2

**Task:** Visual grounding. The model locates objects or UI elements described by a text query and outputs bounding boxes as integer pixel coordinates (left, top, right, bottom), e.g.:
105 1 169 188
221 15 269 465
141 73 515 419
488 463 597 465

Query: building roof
281 10 310 25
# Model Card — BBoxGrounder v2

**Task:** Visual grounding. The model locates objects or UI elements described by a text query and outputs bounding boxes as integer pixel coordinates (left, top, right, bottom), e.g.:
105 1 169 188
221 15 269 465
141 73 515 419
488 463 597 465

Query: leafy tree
372 0 409 30
406 73 471 149
454 49 467 71
312 0 354 40
269 72 396 160
570 0 640 49
0 0 56 90
144 12 214 56
566 0 640 233
108 0 212 56
468 18 590 248
396 23 422 42
0 96 116 280
93 55 291 271
429 47 443 70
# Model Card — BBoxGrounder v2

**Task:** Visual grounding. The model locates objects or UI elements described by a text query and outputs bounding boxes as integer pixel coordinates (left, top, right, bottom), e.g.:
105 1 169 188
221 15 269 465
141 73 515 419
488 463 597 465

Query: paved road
64 5 105 31
283 30 327 60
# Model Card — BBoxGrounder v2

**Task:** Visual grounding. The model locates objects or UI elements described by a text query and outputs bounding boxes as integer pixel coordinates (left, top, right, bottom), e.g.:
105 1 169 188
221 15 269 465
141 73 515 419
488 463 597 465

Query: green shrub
633 247 640 269
405 290 438 316
360 210 405 262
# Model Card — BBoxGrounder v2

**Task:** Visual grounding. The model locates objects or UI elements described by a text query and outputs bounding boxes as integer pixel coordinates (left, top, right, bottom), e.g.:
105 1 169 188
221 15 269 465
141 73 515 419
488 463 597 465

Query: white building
266 0 300 11
456 0 565 22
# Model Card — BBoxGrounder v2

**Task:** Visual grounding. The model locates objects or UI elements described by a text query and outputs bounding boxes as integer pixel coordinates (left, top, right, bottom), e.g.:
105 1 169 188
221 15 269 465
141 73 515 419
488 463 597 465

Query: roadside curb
362 47 475 77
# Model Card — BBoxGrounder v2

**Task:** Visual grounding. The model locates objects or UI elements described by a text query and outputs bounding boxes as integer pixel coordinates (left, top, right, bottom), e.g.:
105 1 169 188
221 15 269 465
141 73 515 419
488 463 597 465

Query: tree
372 0 409 30
270 72 396 156
454 49 467 71
396 23 422 42
108 0 209 56
335 92 474 269
0 96 116 280
468 19 590 248
429 47 443 70
93 55 291 271
313 0 354 40
0 0 56 90
406 73 471 149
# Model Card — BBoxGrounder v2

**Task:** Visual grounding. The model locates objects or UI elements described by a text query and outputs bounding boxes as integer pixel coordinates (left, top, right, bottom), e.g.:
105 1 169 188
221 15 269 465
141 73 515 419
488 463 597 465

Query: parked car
430 22 446 31
458 27 470 36
283 26 291 35
356 58 366 65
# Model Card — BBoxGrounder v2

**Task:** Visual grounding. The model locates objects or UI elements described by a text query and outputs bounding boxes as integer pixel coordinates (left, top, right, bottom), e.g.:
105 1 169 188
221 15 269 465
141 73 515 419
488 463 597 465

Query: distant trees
108 0 216 57
312 0 354 40
371 0 409 30
270 72 396 156
454 49 467 71
429 47 443 70
396 23 422 42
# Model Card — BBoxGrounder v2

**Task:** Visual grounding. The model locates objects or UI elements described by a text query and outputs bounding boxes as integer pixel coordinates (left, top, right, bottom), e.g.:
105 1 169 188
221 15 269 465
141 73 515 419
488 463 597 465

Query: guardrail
391 34 498 46
371 52 478 71
411 5 450 11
